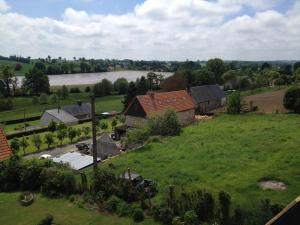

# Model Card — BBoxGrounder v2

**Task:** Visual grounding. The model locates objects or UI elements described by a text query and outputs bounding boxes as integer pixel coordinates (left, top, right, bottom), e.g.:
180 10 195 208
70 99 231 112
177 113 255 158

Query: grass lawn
0 94 123 122
0 59 32 76
0 192 157 225
98 113 300 209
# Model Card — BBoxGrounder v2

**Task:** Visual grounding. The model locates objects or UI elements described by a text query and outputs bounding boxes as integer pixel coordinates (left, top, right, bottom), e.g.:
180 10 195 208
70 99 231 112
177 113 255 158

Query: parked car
75 143 90 151
122 171 158 197
39 154 52 160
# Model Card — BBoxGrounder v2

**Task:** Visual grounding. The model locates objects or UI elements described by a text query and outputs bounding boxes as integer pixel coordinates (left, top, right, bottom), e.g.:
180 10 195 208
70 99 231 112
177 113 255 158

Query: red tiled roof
131 90 195 116
0 128 11 161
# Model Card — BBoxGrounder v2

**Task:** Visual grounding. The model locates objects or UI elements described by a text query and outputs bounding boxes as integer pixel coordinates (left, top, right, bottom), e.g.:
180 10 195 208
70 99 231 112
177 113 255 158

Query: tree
56 129 67 145
160 74 188 92
147 72 164 90
20 137 29 155
61 85 69 99
293 62 300 73
206 58 227 83
50 94 58 104
0 97 13 111
136 76 149 95
23 68 50 95
283 86 300 113
261 62 271 70
111 119 117 131
193 68 215 86
44 133 54 149
113 78 128 94
100 121 108 130
75 128 82 141
93 79 113 97
31 134 42 151
68 127 77 143
10 138 20 155
39 93 48 104
34 61 46 73
85 86 91 93
227 91 242 114
122 81 137 110
0 66 13 97
82 126 91 137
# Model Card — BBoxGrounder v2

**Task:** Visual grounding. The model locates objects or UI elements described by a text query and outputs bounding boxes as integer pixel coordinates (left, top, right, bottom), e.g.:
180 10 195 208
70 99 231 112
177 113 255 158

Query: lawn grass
98 113 300 209
0 94 124 122
0 192 157 225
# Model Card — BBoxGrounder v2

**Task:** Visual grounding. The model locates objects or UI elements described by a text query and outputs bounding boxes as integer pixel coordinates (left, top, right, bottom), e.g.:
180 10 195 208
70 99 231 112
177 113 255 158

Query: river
17 70 173 86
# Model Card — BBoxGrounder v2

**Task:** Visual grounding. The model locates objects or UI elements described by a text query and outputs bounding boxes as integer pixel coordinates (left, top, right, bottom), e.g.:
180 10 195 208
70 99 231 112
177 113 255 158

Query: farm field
0 59 32 76
244 89 288 113
101 113 300 210
0 192 157 225
0 94 123 122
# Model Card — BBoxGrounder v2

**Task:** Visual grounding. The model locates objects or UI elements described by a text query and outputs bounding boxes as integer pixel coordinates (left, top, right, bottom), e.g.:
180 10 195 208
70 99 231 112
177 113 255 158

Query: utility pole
91 95 98 170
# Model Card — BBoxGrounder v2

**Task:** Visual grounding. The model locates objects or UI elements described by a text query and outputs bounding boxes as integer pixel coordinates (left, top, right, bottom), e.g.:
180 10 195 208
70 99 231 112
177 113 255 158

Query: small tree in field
20 137 29 154
44 133 54 149
283 86 300 113
68 127 77 143
48 120 57 133
76 128 82 141
227 91 242 114
100 121 108 131
56 129 67 145
83 126 90 137
31 134 42 151
10 138 20 155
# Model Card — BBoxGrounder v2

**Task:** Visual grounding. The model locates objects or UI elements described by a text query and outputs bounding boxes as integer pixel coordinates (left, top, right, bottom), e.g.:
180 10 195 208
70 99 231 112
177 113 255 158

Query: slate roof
62 102 91 117
190 85 225 104
96 133 120 159
0 128 11 161
125 90 195 116
46 109 79 124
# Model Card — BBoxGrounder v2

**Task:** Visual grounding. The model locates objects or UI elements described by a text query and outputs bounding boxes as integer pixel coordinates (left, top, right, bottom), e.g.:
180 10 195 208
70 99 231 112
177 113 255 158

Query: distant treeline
0 55 31 64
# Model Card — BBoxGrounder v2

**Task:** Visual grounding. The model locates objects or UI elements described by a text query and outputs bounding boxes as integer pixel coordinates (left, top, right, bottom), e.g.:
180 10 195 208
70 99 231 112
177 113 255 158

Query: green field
0 192 157 225
0 94 123 122
101 113 300 209
0 60 32 76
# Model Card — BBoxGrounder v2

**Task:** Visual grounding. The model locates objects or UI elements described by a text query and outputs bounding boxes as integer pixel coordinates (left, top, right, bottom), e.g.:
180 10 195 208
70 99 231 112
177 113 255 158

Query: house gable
125 98 146 117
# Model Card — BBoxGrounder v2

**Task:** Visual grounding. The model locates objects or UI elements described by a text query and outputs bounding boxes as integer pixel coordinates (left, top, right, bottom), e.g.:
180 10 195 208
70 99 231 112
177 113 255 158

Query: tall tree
123 81 137 110
23 68 50 95
0 66 13 97
206 58 227 84
136 76 149 95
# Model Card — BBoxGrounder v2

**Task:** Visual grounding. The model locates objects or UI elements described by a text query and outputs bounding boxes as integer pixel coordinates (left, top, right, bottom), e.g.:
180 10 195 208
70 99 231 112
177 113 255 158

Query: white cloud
0 0 9 12
0 0 299 60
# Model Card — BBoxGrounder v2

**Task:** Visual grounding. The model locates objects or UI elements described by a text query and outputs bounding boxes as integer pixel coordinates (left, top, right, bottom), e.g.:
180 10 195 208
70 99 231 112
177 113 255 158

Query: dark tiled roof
96 133 120 159
190 85 225 103
126 90 195 116
46 109 79 124
62 102 91 117
0 128 11 161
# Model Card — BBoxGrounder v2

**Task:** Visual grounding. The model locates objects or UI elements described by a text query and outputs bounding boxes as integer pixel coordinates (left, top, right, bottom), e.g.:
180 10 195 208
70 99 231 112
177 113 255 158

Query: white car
39 154 52 160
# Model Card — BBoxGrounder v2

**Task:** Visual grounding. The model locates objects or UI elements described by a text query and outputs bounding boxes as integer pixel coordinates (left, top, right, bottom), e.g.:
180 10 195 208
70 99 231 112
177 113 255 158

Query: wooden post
91 95 98 170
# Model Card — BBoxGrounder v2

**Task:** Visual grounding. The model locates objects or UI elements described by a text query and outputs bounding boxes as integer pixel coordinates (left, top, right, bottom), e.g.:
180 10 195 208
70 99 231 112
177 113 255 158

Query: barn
189 85 226 114
124 90 195 128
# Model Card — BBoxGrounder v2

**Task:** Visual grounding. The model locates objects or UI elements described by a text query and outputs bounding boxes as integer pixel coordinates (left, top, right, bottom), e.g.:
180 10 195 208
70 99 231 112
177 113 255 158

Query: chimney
147 91 155 99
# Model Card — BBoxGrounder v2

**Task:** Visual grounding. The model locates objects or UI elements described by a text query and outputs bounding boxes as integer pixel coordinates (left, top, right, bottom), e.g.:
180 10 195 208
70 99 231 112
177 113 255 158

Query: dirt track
244 89 288 113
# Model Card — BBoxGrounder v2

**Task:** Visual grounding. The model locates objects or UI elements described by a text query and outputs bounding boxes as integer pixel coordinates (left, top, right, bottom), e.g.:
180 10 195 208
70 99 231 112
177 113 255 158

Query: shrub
39 93 48 104
85 86 91 93
148 109 181 136
116 201 132 217
184 210 198 225
32 96 39 104
122 128 149 148
132 206 144 222
100 121 108 130
37 214 53 225
70 87 81 93
0 97 13 111
106 196 123 212
227 91 241 114
49 94 58 104
283 86 300 113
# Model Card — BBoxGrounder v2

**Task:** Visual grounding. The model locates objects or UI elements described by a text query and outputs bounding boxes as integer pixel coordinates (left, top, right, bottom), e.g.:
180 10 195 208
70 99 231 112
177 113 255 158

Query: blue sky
7 0 145 18
6 0 295 19
0 0 299 60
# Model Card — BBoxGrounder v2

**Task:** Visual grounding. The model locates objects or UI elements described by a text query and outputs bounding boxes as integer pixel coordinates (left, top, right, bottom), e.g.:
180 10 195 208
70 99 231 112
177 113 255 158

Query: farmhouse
40 108 79 126
0 128 11 161
189 85 226 114
62 102 91 120
40 102 91 126
124 90 195 128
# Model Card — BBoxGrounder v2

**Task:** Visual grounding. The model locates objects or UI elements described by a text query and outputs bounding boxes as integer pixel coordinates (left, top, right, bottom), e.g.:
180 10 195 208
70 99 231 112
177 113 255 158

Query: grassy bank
100 113 300 209
0 192 157 225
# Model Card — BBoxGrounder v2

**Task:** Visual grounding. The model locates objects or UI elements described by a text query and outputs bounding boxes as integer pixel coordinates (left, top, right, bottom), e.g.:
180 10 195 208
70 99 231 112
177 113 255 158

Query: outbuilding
124 90 195 128
40 108 79 126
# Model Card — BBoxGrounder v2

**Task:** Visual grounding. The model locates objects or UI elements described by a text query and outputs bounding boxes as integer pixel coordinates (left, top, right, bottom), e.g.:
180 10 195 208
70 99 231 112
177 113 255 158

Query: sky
0 0 299 61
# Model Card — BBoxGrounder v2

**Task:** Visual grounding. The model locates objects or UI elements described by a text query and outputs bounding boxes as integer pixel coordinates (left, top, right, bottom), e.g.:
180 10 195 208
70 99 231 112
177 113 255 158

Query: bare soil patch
259 180 287 190
244 89 288 113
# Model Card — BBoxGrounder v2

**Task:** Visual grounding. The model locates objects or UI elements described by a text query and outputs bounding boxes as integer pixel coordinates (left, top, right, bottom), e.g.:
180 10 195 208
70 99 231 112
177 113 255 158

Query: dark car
75 143 90 151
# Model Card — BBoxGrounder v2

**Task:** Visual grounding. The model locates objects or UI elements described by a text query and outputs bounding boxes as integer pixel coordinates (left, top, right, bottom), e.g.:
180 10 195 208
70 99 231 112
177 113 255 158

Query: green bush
116 201 132 217
148 109 181 136
122 127 149 148
0 97 13 111
227 91 241 114
184 210 198 225
37 214 53 225
106 196 123 213
283 86 300 113
39 93 48 104
132 206 144 222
